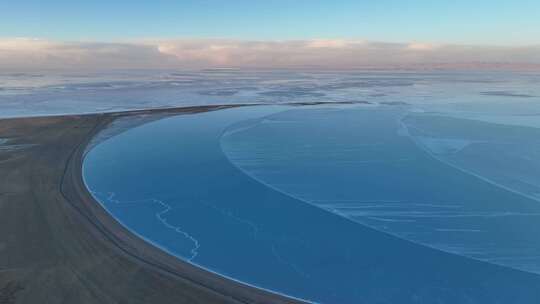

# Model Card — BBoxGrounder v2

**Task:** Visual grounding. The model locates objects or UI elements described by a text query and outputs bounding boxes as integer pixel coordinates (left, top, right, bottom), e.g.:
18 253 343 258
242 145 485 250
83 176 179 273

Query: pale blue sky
1 0 539 45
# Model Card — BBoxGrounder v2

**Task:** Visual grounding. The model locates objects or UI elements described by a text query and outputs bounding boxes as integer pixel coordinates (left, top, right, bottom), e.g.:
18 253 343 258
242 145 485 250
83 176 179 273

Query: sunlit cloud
1 38 539 70
406 42 439 51
305 39 362 48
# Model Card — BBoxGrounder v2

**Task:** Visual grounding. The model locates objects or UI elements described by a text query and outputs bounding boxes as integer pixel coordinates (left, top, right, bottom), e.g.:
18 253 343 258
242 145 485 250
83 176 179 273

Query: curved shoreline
64 106 308 303
0 105 305 304
5 103 540 303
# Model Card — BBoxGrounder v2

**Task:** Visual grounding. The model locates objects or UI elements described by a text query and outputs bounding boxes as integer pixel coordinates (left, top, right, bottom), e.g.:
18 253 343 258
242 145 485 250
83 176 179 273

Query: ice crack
153 199 200 261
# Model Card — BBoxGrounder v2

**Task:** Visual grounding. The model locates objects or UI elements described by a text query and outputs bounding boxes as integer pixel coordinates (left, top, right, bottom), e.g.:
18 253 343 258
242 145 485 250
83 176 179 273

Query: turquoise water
83 105 540 303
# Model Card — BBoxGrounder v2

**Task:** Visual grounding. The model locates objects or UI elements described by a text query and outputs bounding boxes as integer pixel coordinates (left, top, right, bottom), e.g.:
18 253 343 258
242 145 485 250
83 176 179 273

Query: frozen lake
2 69 539 118
83 98 540 303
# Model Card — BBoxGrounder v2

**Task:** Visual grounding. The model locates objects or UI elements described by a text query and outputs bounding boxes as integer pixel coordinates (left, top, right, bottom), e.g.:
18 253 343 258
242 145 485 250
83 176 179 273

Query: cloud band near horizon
1 38 539 70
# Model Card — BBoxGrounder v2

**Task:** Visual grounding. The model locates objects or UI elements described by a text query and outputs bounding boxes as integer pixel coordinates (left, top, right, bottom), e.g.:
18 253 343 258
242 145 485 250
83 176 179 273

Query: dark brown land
0 106 305 304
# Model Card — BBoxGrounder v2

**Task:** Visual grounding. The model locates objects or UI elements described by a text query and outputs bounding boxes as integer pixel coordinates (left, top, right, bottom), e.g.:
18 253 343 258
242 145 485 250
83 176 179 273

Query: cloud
406 42 439 51
305 39 362 48
1 38 539 70
0 38 176 69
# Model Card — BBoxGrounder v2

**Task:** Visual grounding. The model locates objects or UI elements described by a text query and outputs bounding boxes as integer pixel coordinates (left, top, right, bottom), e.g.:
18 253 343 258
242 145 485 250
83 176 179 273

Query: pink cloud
1 38 539 70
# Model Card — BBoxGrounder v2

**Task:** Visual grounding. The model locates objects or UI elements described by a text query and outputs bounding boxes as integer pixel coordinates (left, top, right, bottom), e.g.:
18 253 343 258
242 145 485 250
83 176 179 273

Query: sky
1 0 539 69
2 0 539 44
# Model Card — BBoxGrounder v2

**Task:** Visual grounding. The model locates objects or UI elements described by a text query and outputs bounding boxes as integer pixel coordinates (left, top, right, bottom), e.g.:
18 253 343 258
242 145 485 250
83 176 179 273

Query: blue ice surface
83 105 540 304
221 107 540 274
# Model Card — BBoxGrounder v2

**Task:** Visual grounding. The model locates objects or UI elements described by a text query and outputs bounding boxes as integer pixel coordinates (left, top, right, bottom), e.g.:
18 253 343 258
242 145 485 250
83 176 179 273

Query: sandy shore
0 106 305 304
